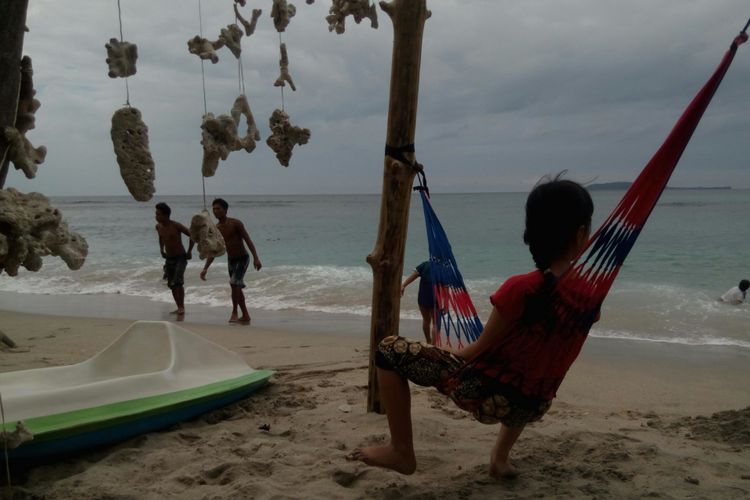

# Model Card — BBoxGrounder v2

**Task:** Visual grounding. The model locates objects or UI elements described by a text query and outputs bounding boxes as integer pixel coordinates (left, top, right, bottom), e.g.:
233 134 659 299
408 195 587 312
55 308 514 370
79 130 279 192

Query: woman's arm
454 307 509 360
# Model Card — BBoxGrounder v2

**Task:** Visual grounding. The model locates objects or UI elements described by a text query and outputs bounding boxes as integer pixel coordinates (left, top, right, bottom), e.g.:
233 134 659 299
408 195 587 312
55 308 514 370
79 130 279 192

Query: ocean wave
2 264 746 348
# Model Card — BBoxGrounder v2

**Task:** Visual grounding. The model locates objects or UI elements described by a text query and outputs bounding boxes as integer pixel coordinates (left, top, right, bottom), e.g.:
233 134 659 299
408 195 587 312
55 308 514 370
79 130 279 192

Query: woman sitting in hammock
351 175 595 478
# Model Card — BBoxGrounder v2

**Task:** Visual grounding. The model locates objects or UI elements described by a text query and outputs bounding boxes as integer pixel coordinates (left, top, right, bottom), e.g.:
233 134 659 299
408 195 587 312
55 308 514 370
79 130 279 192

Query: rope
278 32 285 111
198 0 208 209
1 392 11 498
235 9 246 96
116 0 130 106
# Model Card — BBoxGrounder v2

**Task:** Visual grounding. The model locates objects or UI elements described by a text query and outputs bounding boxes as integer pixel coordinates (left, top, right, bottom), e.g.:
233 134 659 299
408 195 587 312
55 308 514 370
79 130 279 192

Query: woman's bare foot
489 459 520 479
170 308 185 316
347 445 416 475
238 316 251 325
228 313 239 323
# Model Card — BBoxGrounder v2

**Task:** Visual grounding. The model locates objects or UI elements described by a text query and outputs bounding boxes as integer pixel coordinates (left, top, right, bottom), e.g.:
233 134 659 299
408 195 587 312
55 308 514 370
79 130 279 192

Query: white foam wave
2 264 747 348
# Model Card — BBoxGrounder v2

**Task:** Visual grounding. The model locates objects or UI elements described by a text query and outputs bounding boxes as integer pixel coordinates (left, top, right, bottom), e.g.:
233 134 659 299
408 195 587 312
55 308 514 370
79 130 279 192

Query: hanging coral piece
271 0 296 33
4 56 47 179
326 0 378 34
231 94 261 153
3 128 46 179
200 113 240 177
1 140 39 180
187 35 221 64
274 43 296 91
234 5 263 36
0 188 89 276
16 56 40 135
266 109 310 167
110 107 156 202
218 24 244 59
189 210 226 260
105 38 138 78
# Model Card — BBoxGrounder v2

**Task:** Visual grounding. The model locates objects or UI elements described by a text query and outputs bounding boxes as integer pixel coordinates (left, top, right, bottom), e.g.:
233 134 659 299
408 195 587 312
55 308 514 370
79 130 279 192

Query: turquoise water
1 190 748 348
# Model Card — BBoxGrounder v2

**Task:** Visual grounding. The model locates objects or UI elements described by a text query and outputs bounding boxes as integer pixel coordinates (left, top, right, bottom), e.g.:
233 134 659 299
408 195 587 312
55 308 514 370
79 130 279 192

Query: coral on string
105 38 138 78
110 107 156 202
266 109 310 167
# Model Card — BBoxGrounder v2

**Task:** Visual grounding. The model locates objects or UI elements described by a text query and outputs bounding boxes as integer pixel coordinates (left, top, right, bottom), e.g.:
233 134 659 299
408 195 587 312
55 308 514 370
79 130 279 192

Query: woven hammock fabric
418 189 483 348
459 34 747 402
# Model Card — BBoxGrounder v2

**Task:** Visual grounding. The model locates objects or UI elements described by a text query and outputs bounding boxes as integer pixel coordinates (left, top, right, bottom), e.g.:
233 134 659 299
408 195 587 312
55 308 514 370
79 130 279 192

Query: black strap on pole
384 143 428 197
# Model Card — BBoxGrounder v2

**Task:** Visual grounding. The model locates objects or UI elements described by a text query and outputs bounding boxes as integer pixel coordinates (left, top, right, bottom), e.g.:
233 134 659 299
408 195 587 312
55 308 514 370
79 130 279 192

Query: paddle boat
0 321 273 462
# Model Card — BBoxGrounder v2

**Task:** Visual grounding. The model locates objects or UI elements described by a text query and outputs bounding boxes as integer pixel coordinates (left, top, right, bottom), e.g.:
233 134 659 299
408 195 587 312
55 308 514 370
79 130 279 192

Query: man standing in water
155 202 194 318
200 198 262 325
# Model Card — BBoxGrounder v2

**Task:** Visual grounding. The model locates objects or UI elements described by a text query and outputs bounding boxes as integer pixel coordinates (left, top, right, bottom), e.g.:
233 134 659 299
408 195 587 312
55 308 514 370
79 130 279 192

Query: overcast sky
7 0 750 196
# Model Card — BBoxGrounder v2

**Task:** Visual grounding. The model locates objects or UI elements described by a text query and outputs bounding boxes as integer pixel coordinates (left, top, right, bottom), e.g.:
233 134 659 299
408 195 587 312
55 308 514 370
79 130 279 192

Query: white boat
0 321 273 461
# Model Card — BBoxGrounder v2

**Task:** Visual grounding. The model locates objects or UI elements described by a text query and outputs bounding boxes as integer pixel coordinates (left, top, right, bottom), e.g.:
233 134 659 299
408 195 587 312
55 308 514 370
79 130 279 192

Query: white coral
326 0 378 34
266 109 310 167
105 38 138 78
0 188 88 276
190 210 226 260
111 107 156 202
271 0 296 33
273 43 296 91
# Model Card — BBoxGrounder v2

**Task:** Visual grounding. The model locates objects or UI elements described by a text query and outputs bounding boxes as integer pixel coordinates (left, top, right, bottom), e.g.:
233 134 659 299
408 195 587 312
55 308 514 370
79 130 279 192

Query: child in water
351 175 595 478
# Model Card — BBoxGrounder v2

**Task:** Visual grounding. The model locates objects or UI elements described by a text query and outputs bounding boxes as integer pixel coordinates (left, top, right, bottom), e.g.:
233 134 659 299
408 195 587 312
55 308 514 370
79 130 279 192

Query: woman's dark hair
524 175 594 270
212 198 229 211
739 279 750 292
521 174 594 329
155 202 171 217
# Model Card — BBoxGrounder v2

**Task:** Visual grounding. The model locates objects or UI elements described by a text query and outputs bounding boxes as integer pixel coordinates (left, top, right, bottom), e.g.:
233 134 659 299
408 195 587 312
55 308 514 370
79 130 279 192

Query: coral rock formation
4 127 46 179
110 107 156 202
16 56 40 134
105 38 138 78
5 56 46 179
274 43 296 91
266 109 310 167
190 210 226 260
218 24 244 59
271 0 296 32
235 5 263 36
231 95 261 153
0 188 88 276
188 35 221 64
326 0 378 34
201 113 240 177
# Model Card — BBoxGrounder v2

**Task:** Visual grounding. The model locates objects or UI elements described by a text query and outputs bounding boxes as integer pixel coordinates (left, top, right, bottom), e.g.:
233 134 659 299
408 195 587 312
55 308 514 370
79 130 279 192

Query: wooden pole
366 0 429 413
0 0 30 189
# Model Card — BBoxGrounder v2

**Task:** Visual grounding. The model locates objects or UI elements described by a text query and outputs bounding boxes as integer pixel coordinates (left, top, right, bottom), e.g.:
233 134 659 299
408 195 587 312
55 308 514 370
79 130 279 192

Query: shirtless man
155 202 194 317
200 198 262 325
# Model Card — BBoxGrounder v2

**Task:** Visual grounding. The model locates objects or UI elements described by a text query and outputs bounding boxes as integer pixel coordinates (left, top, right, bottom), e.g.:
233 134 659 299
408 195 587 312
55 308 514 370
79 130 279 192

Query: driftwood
0 329 16 348
366 0 428 413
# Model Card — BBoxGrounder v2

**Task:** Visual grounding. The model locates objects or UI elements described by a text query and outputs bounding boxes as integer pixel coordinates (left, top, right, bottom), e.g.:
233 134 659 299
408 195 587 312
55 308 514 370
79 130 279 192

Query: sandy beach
2 303 749 499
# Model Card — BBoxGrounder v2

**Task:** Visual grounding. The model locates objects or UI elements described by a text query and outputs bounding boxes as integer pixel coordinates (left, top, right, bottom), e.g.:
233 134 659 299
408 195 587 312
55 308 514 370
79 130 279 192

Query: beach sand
1 308 749 499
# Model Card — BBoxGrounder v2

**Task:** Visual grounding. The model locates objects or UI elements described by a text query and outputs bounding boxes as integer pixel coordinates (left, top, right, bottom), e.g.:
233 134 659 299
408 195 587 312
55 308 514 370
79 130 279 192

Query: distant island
588 182 731 191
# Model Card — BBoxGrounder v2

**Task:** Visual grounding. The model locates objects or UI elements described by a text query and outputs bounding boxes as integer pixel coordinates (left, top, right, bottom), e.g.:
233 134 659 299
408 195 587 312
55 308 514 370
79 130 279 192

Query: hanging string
198 0 208 209
234 9 247 96
117 0 131 106
278 32 285 111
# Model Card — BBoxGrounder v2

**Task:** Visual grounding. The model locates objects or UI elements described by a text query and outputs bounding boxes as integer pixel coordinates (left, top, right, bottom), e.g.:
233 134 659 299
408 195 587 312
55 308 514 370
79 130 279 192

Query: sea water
1 190 748 349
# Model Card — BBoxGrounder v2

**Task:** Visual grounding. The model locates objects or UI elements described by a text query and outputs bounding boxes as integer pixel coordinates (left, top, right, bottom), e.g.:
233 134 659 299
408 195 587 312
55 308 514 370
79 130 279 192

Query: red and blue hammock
417 30 747 354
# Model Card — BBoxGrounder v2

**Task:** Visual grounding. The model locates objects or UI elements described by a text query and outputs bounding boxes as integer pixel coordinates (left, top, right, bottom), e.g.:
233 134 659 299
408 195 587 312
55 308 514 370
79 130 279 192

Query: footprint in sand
332 468 366 487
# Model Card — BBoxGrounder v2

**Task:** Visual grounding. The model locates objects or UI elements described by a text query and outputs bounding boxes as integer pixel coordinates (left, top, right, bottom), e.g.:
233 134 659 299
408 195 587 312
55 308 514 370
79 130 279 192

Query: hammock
417 30 747 378
417 186 483 348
